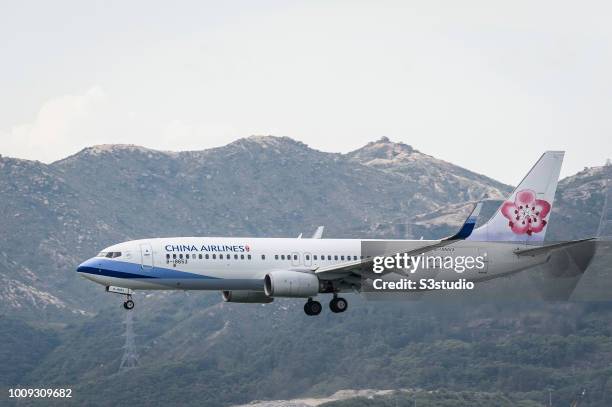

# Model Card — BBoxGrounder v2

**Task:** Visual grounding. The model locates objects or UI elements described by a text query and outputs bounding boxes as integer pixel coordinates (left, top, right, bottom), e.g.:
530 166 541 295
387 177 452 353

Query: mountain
548 165 612 240
0 137 610 407
347 137 509 205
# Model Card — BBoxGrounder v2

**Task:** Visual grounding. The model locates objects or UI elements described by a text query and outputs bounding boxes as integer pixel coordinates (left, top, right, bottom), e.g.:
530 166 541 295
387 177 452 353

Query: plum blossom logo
501 189 551 236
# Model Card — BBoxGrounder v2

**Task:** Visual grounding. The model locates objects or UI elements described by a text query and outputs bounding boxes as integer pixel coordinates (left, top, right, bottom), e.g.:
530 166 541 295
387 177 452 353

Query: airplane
76 151 597 315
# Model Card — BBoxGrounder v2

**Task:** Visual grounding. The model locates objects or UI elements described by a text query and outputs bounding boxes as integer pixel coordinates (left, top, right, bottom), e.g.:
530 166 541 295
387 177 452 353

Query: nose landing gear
106 286 135 310
123 296 135 310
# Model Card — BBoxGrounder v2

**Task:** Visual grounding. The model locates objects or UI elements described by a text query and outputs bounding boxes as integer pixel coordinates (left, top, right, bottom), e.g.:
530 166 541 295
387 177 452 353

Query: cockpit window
97 251 121 258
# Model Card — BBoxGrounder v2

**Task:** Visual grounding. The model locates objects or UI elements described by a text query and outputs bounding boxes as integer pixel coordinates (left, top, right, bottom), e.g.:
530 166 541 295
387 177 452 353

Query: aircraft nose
77 258 97 274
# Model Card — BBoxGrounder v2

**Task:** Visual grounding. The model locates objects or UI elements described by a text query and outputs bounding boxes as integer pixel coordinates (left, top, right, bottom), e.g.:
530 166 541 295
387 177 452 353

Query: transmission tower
119 310 139 371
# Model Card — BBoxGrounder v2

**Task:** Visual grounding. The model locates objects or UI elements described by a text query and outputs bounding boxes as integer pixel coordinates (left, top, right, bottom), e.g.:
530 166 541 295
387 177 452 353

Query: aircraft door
140 243 153 269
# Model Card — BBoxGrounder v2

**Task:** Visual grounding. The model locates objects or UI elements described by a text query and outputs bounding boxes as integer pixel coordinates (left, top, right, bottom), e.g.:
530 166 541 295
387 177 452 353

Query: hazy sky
1 1 610 184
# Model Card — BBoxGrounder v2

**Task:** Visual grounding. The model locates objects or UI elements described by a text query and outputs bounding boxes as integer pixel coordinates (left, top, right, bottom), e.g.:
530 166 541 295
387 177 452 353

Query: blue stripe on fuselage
76 258 219 280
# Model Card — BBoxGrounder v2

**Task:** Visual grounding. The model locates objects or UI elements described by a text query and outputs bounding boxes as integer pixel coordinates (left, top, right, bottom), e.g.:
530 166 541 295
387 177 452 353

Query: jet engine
264 270 319 298
222 290 273 303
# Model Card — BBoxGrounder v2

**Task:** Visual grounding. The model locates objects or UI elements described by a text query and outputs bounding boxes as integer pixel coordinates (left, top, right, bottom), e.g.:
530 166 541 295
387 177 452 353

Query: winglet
312 226 324 239
445 202 483 241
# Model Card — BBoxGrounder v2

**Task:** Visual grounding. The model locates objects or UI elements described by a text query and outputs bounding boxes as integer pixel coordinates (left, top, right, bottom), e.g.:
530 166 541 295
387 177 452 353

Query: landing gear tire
330 297 348 313
304 299 322 316
123 299 135 310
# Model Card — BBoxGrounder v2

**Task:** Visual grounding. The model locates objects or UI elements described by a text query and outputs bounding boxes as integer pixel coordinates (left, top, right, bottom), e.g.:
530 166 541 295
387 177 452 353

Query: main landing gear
329 296 348 313
303 295 348 316
304 298 322 316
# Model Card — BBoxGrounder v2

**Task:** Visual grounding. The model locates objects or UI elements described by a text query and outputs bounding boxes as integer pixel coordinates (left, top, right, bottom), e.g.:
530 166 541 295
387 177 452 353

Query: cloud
0 86 244 163
1 86 111 162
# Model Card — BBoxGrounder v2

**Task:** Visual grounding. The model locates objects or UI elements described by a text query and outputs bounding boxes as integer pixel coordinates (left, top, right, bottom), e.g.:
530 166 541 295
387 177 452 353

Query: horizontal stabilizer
514 238 596 257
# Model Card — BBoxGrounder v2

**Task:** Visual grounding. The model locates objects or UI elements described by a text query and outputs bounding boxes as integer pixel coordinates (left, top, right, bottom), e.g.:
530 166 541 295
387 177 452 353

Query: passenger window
212 254 216 259
179 254 183 259
334 255 338 260
353 256 357 261
199 254 202 259
186 254 190 259
328 255 331 260
173 254 176 259
166 254 170 259
313 255 317 260
341 255 345 260
281 255 285 260
240 254 244 260
234 254 238 260
262 255 266 260
205 254 209 259
274 255 278 260
293 254 298 260
247 254 251 260
305 255 310 260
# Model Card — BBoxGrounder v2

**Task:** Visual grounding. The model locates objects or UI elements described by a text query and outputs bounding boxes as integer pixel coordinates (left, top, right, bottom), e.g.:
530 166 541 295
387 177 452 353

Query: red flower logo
501 189 551 236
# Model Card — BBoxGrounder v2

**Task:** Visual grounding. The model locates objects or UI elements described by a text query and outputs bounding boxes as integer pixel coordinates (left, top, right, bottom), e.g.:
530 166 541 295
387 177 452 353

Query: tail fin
468 151 564 243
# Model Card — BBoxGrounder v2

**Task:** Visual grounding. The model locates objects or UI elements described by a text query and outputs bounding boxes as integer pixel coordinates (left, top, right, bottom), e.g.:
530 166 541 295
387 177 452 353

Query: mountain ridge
0 136 607 321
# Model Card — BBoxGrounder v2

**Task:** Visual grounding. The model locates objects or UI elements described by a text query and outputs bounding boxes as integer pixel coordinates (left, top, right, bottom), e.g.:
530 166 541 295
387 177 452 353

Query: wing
315 240 456 280
315 202 483 282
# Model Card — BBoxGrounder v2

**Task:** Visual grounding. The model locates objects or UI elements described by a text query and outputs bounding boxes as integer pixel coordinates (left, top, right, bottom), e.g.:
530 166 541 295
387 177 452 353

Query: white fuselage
77 236 546 292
